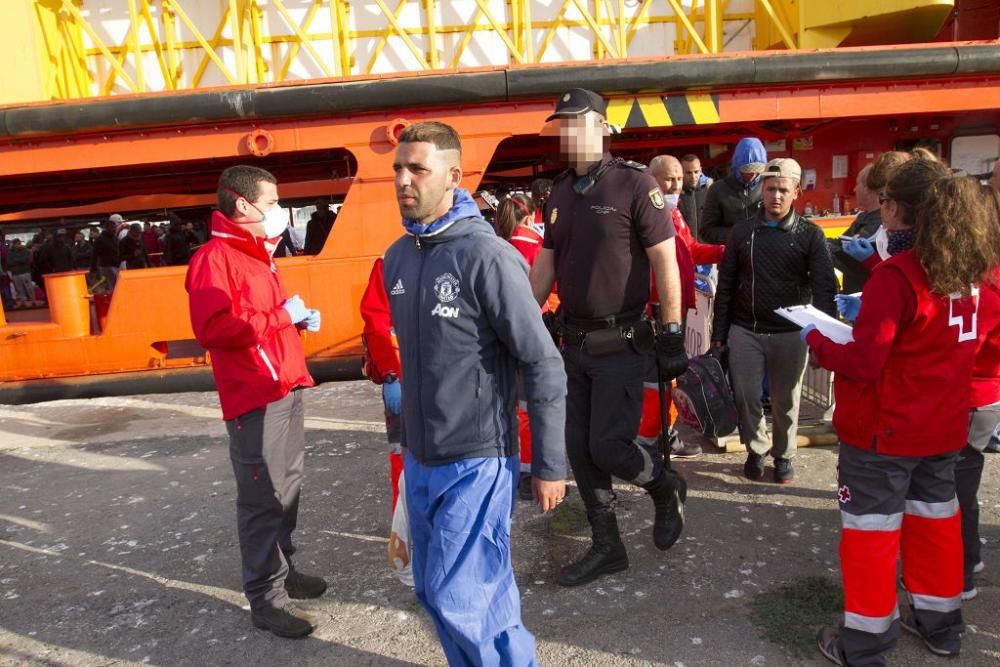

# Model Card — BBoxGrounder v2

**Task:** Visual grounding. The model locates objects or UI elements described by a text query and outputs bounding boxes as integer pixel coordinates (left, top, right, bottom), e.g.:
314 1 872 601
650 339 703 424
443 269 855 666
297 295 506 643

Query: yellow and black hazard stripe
606 93 720 129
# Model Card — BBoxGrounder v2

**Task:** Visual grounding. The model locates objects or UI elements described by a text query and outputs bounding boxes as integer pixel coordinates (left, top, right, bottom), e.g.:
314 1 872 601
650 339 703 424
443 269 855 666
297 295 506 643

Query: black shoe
773 458 794 484
251 604 315 638
558 512 629 587
670 438 703 458
899 606 961 657
647 470 687 551
744 452 766 480
285 569 328 599
518 473 534 501
816 626 845 666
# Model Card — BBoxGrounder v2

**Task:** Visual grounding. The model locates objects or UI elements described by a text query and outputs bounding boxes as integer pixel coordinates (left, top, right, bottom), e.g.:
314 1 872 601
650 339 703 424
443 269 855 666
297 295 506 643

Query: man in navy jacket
383 121 566 666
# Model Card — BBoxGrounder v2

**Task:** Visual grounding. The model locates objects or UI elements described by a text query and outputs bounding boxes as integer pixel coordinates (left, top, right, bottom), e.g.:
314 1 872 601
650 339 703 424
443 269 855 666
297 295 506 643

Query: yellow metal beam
272 0 334 78
473 0 524 64
163 0 236 85
371 0 430 71
758 0 797 49
61 0 137 91
571 0 619 59
537 0 574 63
424 0 438 69
139 0 173 90
705 0 722 53
666 0 710 55
333 0 352 76
369 0 410 73
249 0 266 82
127 0 144 90
162 0 180 87
276 0 324 81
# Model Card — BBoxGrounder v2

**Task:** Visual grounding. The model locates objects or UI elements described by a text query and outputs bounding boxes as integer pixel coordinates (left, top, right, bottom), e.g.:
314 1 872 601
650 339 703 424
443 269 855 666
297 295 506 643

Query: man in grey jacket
383 121 567 666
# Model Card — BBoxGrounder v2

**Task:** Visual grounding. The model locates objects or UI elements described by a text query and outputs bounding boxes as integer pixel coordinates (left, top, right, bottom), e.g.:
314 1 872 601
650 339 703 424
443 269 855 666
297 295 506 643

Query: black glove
655 330 688 381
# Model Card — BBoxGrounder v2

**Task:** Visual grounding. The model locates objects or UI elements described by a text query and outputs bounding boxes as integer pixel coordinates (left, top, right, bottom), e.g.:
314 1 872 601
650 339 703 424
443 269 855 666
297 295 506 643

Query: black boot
285 568 328 599
558 512 629 587
646 469 687 551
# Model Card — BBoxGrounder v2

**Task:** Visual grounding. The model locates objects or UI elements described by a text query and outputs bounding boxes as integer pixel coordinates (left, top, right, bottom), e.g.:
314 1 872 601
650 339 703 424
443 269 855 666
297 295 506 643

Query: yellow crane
1 0 955 106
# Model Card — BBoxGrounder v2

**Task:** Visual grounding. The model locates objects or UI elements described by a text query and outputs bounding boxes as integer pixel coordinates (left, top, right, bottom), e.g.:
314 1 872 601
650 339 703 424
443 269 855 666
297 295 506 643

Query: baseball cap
762 158 802 181
109 213 124 224
546 88 608 122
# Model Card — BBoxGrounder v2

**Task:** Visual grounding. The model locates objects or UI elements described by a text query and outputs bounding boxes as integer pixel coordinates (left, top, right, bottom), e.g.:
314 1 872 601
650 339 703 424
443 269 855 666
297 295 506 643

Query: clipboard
775 305 854 344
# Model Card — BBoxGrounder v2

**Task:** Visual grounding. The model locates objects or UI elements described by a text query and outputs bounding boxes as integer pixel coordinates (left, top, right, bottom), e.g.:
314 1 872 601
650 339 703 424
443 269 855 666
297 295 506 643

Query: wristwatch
664 322 682 335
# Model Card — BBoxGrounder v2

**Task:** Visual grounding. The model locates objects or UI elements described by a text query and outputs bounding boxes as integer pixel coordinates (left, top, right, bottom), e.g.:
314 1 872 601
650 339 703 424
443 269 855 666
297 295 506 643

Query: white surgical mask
261 206 290 238
873 225 890 261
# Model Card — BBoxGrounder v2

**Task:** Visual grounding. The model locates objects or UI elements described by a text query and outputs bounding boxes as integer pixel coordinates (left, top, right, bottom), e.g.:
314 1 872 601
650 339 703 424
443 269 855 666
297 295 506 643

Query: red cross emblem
949 290 979 343
838 485 852 504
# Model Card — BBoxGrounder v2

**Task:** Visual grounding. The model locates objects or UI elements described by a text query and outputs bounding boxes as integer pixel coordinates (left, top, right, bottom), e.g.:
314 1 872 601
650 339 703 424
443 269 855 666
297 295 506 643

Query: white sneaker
962 587 978 601
973 561 984 574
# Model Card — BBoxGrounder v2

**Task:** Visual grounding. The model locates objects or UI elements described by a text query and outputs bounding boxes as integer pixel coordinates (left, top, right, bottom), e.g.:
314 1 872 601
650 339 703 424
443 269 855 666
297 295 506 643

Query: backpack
671 354 738 438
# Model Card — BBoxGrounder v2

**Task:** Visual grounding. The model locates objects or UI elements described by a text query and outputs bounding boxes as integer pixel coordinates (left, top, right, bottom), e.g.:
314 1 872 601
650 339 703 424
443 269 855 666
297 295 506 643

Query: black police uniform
545 152 688 587
545 154 676 512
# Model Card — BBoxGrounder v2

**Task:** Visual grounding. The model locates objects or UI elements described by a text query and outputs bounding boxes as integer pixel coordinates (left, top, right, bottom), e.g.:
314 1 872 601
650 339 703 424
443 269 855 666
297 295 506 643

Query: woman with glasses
804 158 1000 665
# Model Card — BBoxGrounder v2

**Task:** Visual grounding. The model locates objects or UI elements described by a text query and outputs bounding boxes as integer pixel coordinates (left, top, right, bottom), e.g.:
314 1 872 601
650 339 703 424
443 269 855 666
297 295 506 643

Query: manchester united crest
433 273 460 303
649 188 665 210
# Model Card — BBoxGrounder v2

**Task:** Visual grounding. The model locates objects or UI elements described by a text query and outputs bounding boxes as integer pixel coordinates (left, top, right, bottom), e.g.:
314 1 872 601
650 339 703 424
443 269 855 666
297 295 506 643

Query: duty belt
561 308 645 333
559 309 646 347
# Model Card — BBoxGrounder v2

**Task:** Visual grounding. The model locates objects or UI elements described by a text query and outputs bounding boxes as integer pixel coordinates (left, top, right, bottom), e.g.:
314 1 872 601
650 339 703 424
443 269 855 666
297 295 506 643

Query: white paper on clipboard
775 305 855 344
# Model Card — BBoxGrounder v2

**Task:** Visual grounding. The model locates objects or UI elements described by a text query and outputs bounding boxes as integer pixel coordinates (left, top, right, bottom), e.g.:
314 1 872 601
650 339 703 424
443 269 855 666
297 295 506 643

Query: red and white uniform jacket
360 258 401 382
972 270 1000 408
650 206 725 313
186 210 314 420
508 224 543 267
507 224 560 314
806 250 989 457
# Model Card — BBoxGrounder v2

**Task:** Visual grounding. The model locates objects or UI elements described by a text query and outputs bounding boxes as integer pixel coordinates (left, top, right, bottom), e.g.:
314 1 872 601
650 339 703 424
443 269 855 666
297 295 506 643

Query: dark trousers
225 389 305 612
957 404 1000 588
836 444 963 666
562 344 662 515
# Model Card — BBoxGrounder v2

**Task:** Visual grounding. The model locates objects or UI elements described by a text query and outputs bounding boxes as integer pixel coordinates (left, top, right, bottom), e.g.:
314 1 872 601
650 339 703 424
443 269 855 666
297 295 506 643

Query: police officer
530 89 689 587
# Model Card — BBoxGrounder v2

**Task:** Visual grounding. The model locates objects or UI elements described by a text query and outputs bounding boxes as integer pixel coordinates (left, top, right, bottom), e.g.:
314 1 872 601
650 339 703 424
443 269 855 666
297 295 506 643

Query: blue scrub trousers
404 453 536 667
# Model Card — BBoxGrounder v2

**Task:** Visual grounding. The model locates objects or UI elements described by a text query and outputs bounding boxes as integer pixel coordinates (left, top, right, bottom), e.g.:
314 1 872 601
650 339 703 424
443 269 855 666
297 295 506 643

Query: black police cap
546 88 608 122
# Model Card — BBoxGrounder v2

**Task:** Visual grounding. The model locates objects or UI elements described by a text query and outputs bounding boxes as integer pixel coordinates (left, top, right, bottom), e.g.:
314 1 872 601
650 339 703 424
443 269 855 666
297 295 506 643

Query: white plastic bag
388 470 414 587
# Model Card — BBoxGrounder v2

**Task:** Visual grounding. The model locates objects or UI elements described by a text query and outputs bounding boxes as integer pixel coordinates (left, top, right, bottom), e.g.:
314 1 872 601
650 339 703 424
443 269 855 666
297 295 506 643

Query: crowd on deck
0 201 340 308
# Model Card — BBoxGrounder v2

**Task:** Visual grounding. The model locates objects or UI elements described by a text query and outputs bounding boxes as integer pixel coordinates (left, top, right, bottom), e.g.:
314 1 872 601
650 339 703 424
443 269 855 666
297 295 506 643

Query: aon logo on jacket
431 303 460 319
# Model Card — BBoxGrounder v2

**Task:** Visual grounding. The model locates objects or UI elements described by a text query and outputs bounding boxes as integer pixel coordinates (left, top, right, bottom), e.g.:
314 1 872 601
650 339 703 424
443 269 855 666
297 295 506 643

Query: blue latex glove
304 309 321 332
800 323 817 344
841 236 874 262
835 294 861 322
283 294 309 324
383 380 402 415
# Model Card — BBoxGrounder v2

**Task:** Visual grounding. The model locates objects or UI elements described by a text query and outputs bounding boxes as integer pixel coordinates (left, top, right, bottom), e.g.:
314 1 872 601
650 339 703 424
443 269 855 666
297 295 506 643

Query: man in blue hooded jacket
700 137 767 245
382 121 567 666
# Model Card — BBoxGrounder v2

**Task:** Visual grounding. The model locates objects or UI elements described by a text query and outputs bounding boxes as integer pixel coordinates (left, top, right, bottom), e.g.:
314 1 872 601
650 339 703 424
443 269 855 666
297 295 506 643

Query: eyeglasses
878 193 893 206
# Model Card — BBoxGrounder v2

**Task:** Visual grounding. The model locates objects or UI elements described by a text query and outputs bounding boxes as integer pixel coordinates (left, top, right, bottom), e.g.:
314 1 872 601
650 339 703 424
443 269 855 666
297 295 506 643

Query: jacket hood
402 188 482 239
731 138 767 173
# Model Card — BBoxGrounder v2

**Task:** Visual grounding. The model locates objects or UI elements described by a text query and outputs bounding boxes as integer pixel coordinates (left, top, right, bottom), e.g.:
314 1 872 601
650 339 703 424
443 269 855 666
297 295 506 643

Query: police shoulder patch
649 188 665 210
